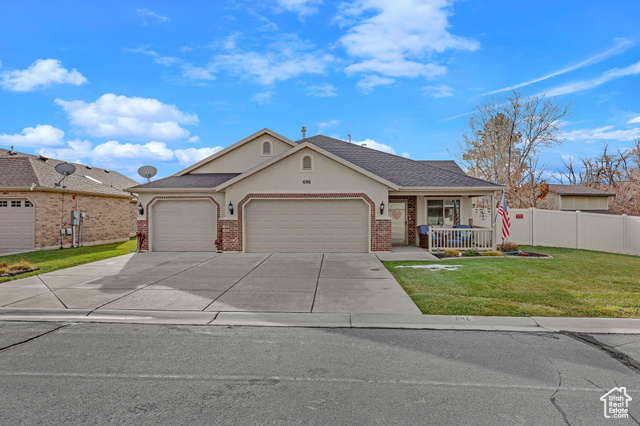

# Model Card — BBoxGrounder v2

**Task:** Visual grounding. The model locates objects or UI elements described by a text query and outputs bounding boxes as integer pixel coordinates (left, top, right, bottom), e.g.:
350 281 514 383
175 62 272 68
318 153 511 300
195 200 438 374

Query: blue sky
1 0 639 183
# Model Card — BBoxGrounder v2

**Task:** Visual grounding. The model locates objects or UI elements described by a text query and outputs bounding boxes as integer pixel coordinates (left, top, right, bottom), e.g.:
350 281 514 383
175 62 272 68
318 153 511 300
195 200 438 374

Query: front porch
388 193 497 252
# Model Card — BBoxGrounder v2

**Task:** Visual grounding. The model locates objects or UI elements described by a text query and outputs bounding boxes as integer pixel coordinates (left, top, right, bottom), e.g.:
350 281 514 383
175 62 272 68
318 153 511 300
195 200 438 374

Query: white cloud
187 135 201 143
402 152 411 158
0 59 87 92
55 94 198 141
213 34 334 85
485 38 633 95
563 125 640 142
544 60 640 97
0 125 65 147
316 119 340 130
136 9 169 25
305 83 337 97
253 90 274 105
338 0 478 87
627 116 640 124
174 147 224 165
357 75 395 93
124 47 217 81
354 138 397 154
421 84 453 97
275 0 322 17
38 140 223 167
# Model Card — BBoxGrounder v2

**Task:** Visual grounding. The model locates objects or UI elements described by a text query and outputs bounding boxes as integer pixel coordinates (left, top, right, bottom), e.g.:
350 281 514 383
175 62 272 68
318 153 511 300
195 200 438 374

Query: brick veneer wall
142 196 221 252
129 201 138 236
137 219 149 251
221 220 240 251
389 195 417 245
233 193 392 253
1 191 131 249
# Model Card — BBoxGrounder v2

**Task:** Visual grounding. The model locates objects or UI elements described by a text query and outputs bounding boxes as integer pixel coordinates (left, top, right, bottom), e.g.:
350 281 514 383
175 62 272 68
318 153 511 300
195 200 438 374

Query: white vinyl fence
507 208 640 255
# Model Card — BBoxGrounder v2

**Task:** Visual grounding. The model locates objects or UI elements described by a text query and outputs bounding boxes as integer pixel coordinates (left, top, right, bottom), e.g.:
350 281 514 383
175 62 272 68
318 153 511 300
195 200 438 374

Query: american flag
498 193 510 240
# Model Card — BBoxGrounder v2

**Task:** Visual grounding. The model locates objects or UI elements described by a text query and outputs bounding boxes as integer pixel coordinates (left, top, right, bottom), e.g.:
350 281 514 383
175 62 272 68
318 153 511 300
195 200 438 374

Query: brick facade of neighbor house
1 191 131 250
389 195 417 245
230 193 391 252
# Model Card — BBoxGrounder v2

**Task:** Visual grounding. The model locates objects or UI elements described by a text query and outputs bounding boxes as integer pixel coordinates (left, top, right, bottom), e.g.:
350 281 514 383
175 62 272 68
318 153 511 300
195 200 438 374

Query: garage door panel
0 200 34 250
245 199 369 253
153 200 216 252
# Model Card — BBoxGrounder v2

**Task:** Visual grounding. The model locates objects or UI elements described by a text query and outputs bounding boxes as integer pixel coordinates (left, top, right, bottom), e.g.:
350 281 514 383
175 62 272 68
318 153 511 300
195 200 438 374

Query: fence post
428 228 432 252
528 207 534 245
622 214 628 254
576 210 581 249
530 208 535 246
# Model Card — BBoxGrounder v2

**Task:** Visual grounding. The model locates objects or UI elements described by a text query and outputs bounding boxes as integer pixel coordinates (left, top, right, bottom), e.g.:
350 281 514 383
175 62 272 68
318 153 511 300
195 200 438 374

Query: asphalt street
0 322 638 425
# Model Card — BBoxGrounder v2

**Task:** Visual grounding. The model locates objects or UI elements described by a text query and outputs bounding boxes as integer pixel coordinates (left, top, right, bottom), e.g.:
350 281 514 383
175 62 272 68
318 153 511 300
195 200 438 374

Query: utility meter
71 210 80 226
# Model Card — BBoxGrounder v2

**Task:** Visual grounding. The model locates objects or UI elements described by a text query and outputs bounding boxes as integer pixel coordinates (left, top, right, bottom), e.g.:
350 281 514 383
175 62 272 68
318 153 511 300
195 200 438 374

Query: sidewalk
0 308 638 333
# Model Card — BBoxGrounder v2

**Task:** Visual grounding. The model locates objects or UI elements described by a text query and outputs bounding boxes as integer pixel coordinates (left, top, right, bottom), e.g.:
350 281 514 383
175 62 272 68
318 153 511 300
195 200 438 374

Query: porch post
491 192 497 250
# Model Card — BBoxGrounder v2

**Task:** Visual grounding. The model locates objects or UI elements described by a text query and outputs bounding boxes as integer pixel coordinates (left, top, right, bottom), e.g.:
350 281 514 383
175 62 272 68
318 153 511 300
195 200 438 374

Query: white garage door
245 199 369 253
153 200 216 251
0 199 34 250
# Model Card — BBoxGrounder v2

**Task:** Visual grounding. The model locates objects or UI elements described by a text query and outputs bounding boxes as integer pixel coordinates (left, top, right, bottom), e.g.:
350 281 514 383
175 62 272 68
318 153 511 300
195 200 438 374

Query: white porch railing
427 227 494 252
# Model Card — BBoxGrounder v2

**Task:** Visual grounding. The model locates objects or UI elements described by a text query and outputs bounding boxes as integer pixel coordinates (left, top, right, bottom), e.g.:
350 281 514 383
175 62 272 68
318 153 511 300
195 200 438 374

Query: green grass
385 246 640 318
0 238 136 284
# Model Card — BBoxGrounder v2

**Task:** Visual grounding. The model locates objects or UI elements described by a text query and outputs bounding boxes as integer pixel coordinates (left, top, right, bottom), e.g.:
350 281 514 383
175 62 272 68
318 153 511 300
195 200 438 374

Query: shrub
481 251 503 256
7 260 35 272
444 249 461 257
462 249 480 257
0 261 7 268
0 267 7 275
499 241 519 252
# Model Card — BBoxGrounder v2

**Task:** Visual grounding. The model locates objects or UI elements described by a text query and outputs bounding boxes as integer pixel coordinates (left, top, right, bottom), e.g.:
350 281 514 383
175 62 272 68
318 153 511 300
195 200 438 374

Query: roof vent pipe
301 126 306 139
348 134 351 143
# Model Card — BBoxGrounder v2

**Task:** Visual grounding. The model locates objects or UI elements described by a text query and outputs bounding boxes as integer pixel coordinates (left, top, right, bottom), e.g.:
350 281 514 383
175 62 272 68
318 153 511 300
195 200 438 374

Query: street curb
0 308 639 333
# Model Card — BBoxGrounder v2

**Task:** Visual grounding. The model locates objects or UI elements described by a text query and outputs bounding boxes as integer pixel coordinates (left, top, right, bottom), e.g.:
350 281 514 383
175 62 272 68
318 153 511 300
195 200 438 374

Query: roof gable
216 142 399 191
300 135 501 189
176 128 295 176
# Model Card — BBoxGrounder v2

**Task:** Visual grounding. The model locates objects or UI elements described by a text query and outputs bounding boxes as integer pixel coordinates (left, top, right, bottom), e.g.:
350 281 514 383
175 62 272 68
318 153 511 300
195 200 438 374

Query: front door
389 202 407 245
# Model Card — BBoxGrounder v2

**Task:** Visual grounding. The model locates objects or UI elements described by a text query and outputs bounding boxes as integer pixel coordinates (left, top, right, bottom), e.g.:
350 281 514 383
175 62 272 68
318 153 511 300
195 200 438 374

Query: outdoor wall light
228 202 234 215
137 202 144 216
380 201 385 215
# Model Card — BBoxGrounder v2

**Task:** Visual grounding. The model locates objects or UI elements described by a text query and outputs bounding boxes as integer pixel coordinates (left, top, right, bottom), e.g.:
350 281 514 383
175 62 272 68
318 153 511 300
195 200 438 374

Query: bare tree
452 90 573 208
556 140 640 215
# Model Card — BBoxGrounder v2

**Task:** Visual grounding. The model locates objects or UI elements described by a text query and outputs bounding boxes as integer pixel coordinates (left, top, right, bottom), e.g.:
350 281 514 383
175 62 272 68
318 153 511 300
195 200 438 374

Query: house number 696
303 180 311 184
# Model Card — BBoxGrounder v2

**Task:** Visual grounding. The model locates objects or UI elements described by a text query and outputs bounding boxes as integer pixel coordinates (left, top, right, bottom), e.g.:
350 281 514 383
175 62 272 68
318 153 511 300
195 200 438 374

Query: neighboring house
0 148 139 251
546 184 616 213
131 129 501 253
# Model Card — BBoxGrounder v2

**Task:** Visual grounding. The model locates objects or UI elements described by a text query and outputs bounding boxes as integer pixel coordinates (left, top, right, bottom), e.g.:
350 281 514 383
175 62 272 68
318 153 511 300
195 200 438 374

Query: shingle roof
130 173 241 189
418 160 465 174
549 184 615 197
0 148 137 197
299 135 501 188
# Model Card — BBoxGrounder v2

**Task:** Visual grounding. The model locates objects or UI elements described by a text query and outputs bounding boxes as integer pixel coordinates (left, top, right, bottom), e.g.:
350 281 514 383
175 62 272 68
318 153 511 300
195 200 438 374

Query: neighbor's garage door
0 199 34 250
153 200 216 251
245 199 369 253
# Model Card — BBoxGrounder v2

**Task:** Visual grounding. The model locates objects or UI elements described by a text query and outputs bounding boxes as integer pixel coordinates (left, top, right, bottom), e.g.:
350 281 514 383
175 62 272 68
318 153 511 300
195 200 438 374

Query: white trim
176 128 294 176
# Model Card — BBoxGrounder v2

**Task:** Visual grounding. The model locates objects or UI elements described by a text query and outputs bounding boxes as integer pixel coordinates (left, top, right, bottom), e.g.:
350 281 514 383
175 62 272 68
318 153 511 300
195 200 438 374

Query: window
261 141 272 156
11 200 21 207
0 201 7 207
427 199 460 226
301 154 313 171
24 201 33 207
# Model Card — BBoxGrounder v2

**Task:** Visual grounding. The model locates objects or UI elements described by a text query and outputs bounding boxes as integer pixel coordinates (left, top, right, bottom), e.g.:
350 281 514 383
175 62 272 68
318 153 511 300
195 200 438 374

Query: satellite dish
55 163 76 176
54 163 76 188
138 166 157 182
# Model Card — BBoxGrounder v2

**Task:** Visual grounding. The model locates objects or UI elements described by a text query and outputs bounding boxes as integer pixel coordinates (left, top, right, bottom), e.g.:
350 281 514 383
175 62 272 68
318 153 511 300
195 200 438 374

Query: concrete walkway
376 245 439 261
0 252 421 315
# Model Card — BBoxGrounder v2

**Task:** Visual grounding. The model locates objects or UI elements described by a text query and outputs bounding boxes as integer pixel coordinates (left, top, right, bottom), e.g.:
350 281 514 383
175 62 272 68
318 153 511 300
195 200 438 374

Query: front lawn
0 238 136 284
385 246 640 318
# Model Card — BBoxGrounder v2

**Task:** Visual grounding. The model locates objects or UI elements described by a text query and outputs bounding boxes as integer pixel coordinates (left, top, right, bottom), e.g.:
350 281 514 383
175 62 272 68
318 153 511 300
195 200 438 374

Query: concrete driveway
0 252 421 314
